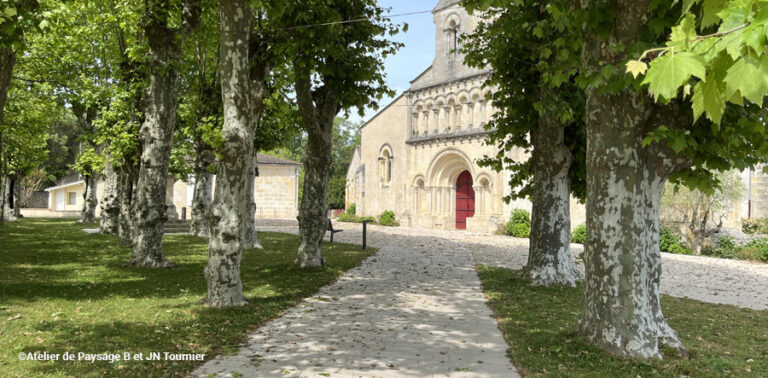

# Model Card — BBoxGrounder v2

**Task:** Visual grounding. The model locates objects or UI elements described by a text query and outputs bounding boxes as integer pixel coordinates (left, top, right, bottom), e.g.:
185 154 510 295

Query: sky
346 0 438 124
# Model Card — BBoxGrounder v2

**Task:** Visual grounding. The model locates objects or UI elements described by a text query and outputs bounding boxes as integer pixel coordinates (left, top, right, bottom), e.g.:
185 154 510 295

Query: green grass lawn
476 265 768 377
0 218 376 377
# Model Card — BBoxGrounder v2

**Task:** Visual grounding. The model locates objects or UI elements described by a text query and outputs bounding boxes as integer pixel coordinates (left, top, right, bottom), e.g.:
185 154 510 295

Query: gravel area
321 222 768 311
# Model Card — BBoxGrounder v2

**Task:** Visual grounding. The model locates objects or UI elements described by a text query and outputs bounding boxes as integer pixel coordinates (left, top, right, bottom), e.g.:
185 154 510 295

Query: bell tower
428 0 481 85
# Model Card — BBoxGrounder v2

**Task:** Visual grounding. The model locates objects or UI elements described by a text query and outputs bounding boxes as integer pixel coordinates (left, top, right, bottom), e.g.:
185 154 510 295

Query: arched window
447 19 460 56
379 146 393 186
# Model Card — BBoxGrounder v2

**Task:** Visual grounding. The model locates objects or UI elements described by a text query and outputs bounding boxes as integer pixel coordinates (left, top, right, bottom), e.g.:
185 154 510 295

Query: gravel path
191 224 519 378
192 221 768 378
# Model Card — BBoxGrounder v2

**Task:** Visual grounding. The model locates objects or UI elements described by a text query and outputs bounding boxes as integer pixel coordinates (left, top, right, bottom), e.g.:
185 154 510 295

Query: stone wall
172 165 300 221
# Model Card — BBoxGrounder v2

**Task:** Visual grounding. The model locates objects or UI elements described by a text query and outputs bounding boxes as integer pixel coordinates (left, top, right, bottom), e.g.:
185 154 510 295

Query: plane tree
285 0 403 267
461 0 587 286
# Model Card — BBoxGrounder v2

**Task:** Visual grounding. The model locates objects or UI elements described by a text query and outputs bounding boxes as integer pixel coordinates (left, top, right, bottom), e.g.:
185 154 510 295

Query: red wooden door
455 170 475 230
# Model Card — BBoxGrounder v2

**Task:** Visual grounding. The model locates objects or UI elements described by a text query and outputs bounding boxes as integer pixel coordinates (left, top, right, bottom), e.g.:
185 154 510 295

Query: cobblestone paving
192 221 768 377
192 224 519 378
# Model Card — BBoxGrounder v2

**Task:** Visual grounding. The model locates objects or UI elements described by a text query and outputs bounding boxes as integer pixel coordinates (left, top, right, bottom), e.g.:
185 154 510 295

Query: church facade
346 0 586 232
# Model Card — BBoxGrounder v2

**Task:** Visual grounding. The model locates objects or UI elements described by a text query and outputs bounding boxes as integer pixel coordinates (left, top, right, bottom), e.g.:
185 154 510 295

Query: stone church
346 0 586 232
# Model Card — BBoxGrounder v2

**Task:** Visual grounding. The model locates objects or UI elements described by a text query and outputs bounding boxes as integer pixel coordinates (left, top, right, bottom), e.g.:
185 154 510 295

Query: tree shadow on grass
1 219 376 377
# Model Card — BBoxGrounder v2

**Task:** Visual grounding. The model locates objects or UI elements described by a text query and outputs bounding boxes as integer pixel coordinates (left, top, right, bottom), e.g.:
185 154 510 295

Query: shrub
359 216 377 224
509 223 530 238
571 224 587 244
346 203 356 216
742 216 768 234
506 209 531 238
378 210 397 227
337 213 357 223
703 236 739 259
667 243 693 255
742 238 768 262
659 227 682 252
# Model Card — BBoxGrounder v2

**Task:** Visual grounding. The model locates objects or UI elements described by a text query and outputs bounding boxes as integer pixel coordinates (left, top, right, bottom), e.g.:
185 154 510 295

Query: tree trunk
190 140 213 238
0 47 14 129
0 48 14 226
80 175 97 223
577 87 684 359
13 175 22 218
100 152 121 234
0 133 6 225
204 0 252 308
524 115 582 286
241 152 262 249
296 126 333 267
118 166 136 246
128 7 184 268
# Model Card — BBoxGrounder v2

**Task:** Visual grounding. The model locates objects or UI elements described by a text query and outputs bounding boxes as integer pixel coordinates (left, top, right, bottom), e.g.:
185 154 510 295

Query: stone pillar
466 101 474 128
450 186 457 215
445 106 452 131
422 111 429 135
413 187 419 214
475 100 485 127
473 185 484 215
438 106 445 132
432 109 439 134
454 105 462 130
412 112 420 136
426 186 433 214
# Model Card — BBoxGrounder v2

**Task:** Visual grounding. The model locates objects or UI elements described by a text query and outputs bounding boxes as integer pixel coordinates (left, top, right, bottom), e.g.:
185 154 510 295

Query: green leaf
692 75 725 124
625 60 648 78
724 54 768 105
702 0 727 28
643 52 707 101
3 7 16 18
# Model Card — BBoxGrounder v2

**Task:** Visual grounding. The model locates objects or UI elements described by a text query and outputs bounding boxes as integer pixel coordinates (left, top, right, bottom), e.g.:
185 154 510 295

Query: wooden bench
327 220 343 243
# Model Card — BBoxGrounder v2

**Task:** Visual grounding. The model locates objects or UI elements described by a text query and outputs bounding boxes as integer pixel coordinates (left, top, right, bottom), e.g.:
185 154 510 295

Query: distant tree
128 0 201 268
285 0 403 267
462 0 586 286
661 170 745 255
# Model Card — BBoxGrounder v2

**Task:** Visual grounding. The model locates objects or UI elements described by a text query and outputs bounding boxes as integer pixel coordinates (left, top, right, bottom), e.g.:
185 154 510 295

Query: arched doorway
455 170 475 229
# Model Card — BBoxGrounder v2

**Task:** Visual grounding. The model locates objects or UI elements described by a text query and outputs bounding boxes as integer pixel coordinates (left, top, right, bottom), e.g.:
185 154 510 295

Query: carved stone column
450 186 457 215
466 101 474 128
454 105 462 130
412 112 420 136
426 186 433 214
473 185 483 216
444 106 452 132
432 109 439 134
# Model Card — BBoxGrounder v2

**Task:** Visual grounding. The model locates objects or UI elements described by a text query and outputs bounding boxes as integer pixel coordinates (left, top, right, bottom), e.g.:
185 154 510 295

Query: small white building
33 153 302 220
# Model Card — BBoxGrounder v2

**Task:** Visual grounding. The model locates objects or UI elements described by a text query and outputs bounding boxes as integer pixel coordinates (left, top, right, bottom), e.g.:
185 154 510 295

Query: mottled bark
12 175 22 218
128 0 198 268
79 175 97 223
0 48 15 225
241 152 262 249
118 167 137 246
577 0 690 358
100 153 121 234
294 75 337 267
524 115 582 286
204 0 252 308
577 85 687 359
190 141 213 237
0 134 6 225
0 47 14 128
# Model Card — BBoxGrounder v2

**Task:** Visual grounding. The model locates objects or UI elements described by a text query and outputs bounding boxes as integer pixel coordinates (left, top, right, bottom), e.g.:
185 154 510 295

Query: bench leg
330 231 334 243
